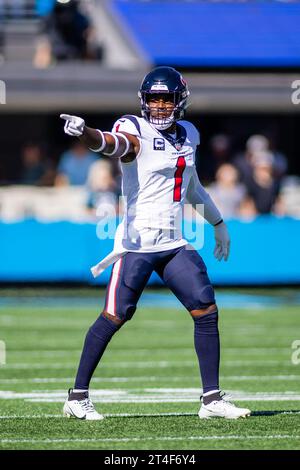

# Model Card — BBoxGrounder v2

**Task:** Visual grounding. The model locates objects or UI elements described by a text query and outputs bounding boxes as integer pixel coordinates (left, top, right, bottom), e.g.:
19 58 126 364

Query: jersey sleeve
111 115 141 137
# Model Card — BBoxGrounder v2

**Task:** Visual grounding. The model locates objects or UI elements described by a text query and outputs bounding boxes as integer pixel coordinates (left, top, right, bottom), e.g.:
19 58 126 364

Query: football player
60 66 250 420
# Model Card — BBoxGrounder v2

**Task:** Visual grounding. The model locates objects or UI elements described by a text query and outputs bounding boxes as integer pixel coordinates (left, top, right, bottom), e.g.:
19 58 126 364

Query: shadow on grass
250 410 300 417
106 410 300 419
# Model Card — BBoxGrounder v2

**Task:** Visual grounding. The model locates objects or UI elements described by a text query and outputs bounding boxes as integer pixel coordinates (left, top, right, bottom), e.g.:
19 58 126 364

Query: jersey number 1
173 156 186 201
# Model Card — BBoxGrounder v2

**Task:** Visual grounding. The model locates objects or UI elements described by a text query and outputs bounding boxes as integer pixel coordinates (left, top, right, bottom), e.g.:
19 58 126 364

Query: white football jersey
91 115 200 277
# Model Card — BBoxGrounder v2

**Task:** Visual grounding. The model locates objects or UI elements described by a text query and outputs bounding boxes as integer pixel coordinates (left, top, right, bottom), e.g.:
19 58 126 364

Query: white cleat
63 389 104 421
198 393 251 420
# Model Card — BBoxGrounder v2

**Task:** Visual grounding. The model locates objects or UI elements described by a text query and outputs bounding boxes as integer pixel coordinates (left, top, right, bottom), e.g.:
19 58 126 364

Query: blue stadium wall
112 0 300 67
0 217 299 285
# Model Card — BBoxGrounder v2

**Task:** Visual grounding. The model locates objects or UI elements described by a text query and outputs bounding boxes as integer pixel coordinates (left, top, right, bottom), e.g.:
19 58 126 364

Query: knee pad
187 278 215 311
104 305 136 324
198 285 216 306
117 302 137 322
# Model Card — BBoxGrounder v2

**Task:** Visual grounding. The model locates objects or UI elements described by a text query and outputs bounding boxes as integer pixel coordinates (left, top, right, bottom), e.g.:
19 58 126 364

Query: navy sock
193 311 220 394
74 314 121 390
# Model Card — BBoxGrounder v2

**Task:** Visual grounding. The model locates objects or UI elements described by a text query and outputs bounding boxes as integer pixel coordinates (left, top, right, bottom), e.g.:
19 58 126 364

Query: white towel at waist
91 249 128 278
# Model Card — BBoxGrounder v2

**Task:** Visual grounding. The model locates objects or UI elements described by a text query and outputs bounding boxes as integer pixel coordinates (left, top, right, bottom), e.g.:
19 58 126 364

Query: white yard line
221 375 300 381
4 347 291 357
1 359 285 369
0 412 194 419
0 410 300 420
1 389 300 403
222 361 287 366
0 375 299 384
1 435 300 444
26 398 300 403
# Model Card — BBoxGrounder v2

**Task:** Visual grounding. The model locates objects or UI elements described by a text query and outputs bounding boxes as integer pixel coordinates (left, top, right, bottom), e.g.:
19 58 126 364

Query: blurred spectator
243 150 281 215
33 34 52 68
86 159 118 216
278 176 300 218
40 0 103 63
198 134 231 184
234 134 267 183
246 134 269 153
208 163 246 219
55 141 97 186
268 136 288 179
19 142 55 186
234 134 288 183
33 0 54 68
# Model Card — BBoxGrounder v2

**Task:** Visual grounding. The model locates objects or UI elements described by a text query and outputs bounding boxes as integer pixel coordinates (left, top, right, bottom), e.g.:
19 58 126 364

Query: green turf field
0 288 299 450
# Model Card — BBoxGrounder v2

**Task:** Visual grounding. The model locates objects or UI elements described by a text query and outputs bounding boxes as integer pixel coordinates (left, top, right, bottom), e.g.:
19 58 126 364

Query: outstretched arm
60 114 140 161
186 167 230 261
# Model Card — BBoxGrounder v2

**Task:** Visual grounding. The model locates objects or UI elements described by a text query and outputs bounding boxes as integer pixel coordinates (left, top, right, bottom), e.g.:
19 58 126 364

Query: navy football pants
103 244 216 321
74 245 220 392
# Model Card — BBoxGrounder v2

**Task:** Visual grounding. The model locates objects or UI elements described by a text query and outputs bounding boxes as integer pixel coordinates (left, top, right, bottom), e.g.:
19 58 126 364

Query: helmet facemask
139 90 189 131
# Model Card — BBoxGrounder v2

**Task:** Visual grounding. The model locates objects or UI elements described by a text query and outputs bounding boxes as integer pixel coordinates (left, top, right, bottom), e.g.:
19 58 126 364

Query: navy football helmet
138 66 190 130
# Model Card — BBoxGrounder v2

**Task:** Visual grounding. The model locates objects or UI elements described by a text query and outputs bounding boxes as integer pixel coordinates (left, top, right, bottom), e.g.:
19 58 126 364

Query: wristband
115 133 130 157
102 132 119 156
89 129 106 152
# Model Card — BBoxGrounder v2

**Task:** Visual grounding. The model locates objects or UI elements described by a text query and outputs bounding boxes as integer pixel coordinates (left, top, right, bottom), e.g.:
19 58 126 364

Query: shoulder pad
112 115 141 136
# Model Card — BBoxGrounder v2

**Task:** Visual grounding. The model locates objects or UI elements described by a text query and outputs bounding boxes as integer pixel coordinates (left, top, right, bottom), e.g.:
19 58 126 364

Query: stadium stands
0 0 40 62
0 174 299 222
0 185 89 221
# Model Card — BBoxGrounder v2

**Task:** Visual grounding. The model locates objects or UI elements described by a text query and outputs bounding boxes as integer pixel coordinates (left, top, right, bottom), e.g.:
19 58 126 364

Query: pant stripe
105 258 123 316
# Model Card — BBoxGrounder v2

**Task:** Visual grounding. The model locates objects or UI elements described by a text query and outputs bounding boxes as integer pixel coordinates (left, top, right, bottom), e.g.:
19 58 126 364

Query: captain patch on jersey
153 138 165 150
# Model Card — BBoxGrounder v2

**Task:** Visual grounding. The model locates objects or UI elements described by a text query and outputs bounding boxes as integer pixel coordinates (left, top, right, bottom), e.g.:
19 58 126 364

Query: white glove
214 221 230 261
60 114 85 136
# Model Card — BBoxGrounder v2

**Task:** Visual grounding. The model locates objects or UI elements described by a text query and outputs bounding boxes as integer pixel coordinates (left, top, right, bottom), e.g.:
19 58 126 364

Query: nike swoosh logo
119 119 125 122
65 403 86 420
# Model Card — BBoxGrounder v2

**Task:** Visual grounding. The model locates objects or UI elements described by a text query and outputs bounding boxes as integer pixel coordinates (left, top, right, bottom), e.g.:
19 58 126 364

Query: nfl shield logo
175 142 182 151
